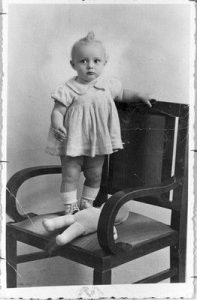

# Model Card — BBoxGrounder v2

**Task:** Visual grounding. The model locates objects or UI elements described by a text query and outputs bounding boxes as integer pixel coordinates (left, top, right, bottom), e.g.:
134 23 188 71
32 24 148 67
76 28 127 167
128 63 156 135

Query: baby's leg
80 155 105 209
60 155 83 214
43 156 83 232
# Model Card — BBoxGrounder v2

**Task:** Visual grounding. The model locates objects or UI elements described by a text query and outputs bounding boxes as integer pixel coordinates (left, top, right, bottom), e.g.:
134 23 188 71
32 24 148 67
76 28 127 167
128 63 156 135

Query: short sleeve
107 77 123 101
51 84 73 107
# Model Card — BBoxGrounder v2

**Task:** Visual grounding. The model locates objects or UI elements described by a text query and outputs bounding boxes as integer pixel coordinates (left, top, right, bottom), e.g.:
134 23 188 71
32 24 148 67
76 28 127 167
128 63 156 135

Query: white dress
46 76 123 157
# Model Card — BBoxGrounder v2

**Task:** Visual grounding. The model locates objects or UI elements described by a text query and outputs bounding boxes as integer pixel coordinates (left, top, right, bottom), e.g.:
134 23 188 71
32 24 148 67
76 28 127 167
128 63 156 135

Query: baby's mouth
87 71 95 75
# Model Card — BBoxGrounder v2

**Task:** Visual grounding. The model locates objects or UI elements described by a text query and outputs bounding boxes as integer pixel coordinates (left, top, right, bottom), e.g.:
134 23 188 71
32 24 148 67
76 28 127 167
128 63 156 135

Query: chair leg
6 229 17 288
93 269 112 285
170 244 185 283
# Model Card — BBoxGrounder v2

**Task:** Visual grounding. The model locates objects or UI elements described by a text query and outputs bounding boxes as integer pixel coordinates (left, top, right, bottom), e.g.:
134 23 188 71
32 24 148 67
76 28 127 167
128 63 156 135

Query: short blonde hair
71 31 107 61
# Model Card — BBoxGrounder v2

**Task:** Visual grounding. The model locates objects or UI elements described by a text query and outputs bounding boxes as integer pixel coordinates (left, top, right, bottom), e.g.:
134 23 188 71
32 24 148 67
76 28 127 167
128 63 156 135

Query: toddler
43 32 151 234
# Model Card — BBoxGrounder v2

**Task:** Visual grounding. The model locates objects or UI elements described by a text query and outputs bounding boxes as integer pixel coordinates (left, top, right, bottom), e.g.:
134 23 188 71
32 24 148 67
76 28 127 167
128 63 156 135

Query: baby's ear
70 60 75 69
105 54 109 64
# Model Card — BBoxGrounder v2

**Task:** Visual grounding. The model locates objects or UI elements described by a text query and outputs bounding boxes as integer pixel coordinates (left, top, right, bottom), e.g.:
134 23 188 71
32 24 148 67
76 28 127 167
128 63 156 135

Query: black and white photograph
0 0 195 298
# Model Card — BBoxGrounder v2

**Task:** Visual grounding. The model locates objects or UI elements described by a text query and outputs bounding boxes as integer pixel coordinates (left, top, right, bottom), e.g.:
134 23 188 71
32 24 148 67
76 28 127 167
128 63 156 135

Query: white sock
80 186 99 209
61 190 79 214
61 190 77 204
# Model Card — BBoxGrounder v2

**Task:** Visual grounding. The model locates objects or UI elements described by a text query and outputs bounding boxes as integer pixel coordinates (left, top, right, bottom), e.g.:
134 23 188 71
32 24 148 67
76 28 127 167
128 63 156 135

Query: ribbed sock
80 186 100 209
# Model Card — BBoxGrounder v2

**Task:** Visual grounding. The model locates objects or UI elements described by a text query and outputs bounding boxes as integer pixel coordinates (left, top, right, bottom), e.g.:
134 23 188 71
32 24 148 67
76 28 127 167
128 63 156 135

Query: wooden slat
17 251 57 264
134 267 177 283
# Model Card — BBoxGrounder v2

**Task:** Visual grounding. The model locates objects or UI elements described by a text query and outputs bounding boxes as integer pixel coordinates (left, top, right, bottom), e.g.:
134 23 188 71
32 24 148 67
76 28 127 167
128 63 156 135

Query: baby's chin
86 72 98 79
79 74 100 83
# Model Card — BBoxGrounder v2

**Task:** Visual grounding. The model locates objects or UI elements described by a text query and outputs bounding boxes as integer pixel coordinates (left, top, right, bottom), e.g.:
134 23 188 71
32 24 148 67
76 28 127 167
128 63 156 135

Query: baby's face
71 43 107 83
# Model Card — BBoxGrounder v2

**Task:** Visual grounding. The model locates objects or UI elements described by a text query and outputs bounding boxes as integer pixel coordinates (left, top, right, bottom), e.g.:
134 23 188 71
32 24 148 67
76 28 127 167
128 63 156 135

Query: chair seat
8 211 177 254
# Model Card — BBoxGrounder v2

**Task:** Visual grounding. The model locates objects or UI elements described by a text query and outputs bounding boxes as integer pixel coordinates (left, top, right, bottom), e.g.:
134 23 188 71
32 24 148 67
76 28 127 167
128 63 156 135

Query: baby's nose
87 61 94 68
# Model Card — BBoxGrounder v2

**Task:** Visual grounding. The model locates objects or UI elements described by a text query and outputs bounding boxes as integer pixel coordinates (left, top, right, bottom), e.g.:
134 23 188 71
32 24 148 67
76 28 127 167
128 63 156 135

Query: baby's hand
141 98 152 108
122 89 154 108
52 126 67 142
137 94 152 108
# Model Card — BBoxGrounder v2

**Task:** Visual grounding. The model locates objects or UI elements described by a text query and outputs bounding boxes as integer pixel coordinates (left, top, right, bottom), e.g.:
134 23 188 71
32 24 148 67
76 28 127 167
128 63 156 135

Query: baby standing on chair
43 32 151 242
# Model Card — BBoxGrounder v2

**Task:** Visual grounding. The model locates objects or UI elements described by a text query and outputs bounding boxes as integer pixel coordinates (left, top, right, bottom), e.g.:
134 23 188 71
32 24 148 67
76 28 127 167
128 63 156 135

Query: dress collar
66 76 106 95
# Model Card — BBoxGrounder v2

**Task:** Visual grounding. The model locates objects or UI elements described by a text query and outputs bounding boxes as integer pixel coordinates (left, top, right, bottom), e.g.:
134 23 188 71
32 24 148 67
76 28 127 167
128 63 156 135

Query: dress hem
45 144 123 157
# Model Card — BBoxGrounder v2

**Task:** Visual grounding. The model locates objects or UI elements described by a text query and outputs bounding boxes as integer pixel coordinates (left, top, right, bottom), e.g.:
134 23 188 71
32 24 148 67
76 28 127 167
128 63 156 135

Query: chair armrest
97 177 182 254
6 165 61 222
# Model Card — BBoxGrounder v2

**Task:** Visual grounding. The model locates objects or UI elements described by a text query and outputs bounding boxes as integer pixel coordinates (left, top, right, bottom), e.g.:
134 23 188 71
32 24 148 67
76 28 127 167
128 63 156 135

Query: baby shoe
80 199 93 210
64 202 80 215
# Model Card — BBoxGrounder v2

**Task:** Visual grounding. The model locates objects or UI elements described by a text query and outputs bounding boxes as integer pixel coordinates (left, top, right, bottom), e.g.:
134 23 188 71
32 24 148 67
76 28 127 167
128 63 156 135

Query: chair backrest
98 101 188 229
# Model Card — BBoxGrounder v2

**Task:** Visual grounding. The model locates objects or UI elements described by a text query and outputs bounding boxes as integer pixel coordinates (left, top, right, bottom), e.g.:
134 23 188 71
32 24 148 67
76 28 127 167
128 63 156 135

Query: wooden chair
6 100 188 287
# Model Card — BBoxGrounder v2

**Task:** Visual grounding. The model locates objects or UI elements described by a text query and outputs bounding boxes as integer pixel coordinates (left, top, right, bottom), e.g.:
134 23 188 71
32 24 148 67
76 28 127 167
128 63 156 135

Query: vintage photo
0 0 195 298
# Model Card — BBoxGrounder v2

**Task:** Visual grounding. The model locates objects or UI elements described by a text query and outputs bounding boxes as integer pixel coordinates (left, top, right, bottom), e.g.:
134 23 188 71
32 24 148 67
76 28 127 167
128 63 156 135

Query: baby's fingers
52 128 67 141
143 98 152 108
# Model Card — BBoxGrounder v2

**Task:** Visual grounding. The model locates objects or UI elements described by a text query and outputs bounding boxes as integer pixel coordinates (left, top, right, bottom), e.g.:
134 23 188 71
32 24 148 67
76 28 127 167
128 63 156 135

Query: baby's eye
94 59 101 64
80 59 87 64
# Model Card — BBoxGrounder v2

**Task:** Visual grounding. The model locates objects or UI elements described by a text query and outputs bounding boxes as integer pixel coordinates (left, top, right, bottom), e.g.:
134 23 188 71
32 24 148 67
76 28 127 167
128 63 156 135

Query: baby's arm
119 89 152 107
51 101 67 141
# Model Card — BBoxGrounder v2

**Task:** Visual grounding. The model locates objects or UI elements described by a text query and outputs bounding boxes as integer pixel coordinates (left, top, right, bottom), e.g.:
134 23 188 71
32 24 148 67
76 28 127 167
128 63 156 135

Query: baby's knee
62 171 79 186
62 164 81 184
84 167 102 185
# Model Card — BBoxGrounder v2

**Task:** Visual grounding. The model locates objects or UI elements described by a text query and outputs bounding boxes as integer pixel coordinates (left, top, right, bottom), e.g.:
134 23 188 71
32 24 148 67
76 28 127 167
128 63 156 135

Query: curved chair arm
6 165 62 222
97 177 182 254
